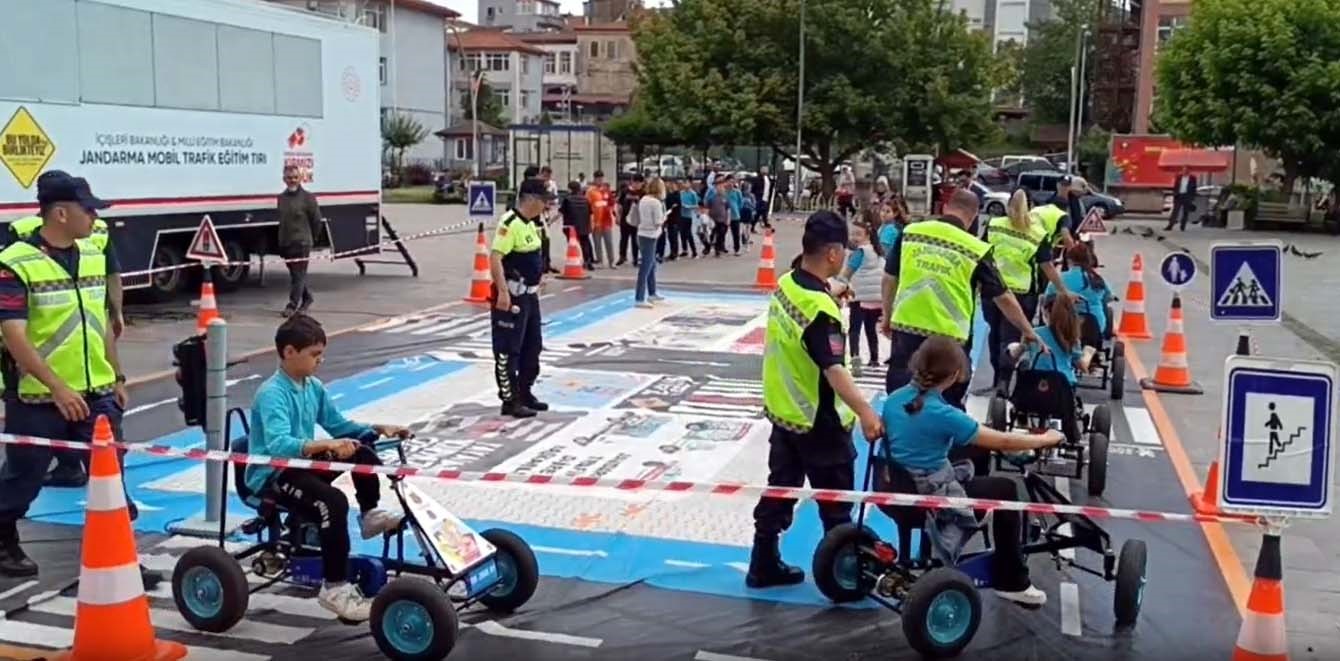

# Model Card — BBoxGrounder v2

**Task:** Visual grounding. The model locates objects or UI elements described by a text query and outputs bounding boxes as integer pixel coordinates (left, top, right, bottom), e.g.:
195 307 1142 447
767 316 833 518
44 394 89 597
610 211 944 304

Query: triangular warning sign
187 214 227 263
1217 261 1274 307
471 191 493 213
1077 207 1108 235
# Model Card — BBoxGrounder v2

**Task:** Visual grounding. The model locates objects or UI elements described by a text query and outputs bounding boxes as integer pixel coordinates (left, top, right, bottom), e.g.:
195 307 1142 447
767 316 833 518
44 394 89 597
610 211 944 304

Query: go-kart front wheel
171 545 250 633
371 578 459 661
1090 404 1112 439
1087 433 1109 497
812 523 878 603
1110 354 1127 401
987 396 1008 432
1114 539 1148 629
902 568 982 658
478 529 539 613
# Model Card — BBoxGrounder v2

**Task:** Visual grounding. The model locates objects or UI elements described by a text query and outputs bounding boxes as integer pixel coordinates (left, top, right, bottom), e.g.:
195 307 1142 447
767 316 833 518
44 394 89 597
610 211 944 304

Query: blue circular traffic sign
1160 252 1197 290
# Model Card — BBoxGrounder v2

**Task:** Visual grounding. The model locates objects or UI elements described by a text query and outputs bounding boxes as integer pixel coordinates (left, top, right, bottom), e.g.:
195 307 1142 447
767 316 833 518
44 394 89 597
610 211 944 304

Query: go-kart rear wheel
902 568 982 658
1114 539 1148 629
171 545 250 633
371 578 459 661
987 396 1008 432
1087 433 1109 497
478 529 539 613
812 523 878 603
1110 355 1127 401
1090 404 1112 439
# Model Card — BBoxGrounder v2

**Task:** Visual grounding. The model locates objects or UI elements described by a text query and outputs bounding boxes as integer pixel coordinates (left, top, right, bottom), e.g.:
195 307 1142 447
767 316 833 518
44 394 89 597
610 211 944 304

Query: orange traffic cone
1140 294 1204 394
557 227 590 280
1190 460 1223 515
195 268 220 335
755 229 778 290
1117 253 1153 340
53 416 187 661
1232 534 1288 661
464 223 492 303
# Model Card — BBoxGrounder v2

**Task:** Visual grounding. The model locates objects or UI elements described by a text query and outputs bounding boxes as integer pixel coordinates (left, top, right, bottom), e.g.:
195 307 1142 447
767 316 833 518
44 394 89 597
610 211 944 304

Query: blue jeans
635 235 659 302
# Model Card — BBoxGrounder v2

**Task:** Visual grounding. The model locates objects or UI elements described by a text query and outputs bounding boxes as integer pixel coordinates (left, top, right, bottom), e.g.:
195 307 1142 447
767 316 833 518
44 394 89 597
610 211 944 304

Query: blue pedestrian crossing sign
1159 251 1196 290
1220 355 1337 518
468 180 496 217
1211 241 1282 323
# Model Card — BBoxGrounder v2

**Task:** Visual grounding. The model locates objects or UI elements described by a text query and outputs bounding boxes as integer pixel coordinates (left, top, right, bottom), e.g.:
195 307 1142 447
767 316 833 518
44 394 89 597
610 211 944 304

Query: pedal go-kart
170 421 539 660
1074 298 1126 401
812 452 1148 658
989 351 1113 496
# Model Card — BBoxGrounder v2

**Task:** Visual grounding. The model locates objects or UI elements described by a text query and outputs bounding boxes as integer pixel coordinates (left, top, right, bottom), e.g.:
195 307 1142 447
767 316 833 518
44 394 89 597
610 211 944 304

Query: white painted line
1056 522 1075 561
1060 582 1082 637
562 285 581 293
696 651 773 661
181 645 271 661
726 561 750 574
468 620 603 648
664 559 710 569
0 581 37 603
965 395 990 423
0 619 269 661
30 596 314 645
1122 406 1163 446
330 393 345 401
125 398 176 416
531 546 609 558
359 377 394 390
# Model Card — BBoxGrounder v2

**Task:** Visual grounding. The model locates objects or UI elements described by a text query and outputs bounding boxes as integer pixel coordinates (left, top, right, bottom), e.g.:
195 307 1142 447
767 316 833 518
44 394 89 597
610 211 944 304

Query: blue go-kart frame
169 409 540 660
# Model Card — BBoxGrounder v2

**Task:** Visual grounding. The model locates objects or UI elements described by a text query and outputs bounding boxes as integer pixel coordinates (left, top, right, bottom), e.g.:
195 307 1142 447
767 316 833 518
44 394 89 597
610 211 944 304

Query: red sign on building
1108 135 1185 189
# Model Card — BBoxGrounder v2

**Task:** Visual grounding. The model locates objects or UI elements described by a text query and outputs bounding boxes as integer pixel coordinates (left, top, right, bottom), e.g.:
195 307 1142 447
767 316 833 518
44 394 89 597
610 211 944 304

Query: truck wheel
213 239 250 293
371 578 458 661
148 243 187 301
902 568 982 658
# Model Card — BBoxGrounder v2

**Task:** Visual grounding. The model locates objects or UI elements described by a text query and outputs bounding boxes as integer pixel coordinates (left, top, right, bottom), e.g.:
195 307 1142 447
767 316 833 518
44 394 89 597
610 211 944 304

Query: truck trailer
0 0 386 298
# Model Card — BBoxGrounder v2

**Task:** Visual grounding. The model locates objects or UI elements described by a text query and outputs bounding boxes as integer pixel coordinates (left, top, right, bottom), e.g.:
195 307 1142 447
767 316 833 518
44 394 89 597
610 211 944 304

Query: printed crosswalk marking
0 620 270 661
1122 406 1162 447
29 597 315 645
696 651 772 661
467 620 603 648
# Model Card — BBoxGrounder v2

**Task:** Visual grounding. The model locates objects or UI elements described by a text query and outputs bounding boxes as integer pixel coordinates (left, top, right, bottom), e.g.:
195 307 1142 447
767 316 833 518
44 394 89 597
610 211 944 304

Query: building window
521 54 529 75
589 40 599 58
1157 15 1188 48
463 53 481 71
518 0 533 15
363 6 386 33
486 52 509 71
455 138 473 160
559 51 572 74
521 90 533 109
498 89 511 108
485 7 495 24
379 57 387 86
544 53 556 74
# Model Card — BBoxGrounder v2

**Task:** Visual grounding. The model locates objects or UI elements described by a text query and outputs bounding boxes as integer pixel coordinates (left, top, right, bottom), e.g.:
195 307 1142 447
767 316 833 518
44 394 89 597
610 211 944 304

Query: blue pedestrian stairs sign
1220 355 1336 518
468 180 496 217
1211 241 1282 323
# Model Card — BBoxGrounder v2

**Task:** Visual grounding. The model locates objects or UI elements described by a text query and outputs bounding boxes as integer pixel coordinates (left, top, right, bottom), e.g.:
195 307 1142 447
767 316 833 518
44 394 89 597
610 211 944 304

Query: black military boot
0 525 38 578
520 392 549 412
44 460 88 488
745 535 804 588
501 400 537 419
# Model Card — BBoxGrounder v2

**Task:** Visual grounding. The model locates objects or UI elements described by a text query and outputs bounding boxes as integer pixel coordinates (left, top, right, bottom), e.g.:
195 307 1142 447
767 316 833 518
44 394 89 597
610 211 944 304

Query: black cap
593 169 605 178
518 177 555 201
36 170 109 210
804 210 848 247
523 165 540 178
631 173 645 183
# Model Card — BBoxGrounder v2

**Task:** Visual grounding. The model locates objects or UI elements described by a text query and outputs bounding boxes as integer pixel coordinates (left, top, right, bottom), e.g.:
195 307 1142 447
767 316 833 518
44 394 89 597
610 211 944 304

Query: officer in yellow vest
982 190 1070 390
748 211 884 589
491 178 552 419
0 173 156 585
879 188 1040 409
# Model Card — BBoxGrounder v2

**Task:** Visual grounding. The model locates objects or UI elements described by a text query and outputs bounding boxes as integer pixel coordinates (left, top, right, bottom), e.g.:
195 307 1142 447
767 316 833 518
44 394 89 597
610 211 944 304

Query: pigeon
1139 227 1156 239
1289 244 1304 257
1120 226 1135 235
1301 249 1323 259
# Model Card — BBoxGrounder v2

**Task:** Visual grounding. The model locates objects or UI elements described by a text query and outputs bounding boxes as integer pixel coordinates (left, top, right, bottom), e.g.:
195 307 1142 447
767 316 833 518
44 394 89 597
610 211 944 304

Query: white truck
0 0 386 299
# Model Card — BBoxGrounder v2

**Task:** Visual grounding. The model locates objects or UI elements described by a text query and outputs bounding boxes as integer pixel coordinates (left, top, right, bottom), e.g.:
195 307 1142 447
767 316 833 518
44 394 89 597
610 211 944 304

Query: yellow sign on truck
0 106 55 189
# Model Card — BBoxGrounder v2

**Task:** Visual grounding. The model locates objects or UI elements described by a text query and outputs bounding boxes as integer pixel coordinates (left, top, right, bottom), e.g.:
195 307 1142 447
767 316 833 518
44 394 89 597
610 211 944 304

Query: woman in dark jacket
560 180 594 270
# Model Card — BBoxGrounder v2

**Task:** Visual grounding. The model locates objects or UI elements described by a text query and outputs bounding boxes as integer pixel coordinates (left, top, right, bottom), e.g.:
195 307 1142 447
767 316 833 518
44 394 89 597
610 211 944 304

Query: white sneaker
995 584 1047 607
649 295 666 303
635 301 654 309
318 582 372 621
359 509 404 540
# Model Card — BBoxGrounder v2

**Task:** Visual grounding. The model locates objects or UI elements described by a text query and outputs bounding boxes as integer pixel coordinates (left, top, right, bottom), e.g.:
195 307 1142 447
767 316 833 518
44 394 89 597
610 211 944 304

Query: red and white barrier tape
118 217 483 279
0 433 1257 526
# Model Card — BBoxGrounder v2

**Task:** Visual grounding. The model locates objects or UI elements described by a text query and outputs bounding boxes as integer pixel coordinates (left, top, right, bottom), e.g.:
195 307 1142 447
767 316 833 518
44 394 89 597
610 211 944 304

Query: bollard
204 318 227 523
1236 330 1251 357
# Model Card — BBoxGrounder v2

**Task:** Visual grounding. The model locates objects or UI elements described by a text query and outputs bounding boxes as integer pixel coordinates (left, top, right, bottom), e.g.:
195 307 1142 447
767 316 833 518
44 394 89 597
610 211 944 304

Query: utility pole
1066 24 1089 174
792 0 806 207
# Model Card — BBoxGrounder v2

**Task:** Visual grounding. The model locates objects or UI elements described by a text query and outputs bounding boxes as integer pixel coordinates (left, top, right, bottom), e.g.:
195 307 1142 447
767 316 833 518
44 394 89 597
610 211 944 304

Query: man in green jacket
277 164 322 316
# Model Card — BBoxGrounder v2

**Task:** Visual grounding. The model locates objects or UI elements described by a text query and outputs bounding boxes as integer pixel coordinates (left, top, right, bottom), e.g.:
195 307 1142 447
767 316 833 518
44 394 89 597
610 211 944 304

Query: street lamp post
792 0 806 207
1065 24 1089 174
447 21 481 177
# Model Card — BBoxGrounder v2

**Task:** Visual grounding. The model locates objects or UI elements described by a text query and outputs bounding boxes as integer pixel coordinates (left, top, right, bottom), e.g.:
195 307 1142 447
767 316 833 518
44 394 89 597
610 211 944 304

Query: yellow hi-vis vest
762 271 857 434
9 216 110 251
986 215 1048 294
890 220 991 341
1030 205 1067 246
0 239 116 402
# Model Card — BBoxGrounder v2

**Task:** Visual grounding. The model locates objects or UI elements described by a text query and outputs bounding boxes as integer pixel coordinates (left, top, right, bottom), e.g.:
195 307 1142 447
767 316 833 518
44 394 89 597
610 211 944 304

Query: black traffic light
173 335 207 427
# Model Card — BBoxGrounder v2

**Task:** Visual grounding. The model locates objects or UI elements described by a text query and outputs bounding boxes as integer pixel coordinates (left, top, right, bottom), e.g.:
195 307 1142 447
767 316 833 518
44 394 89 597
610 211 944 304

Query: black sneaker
44 463 88 488
521 395 550 412
141 565 163 590
501 401 537 419
281 304 297 318
0 541 38 578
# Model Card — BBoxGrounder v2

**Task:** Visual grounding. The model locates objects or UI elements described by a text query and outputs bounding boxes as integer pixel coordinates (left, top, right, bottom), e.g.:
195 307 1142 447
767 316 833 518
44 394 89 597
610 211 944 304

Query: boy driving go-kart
245 314 413 621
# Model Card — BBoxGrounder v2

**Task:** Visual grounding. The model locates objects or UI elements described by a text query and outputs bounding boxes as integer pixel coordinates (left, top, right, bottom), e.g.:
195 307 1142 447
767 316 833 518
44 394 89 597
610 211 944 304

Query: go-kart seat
1079 313 1105 351
875 458 990 565
228 436 287 526
1010 364 1078 423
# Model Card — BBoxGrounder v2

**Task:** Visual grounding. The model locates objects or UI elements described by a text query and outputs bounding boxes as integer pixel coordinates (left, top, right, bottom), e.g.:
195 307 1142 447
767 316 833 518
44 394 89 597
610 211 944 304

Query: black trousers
1167 197 1194 231
618 222 639 264
677 218 698 256
753 426 856 538
267 444 383 583
491 292 543 403
984 294 1037 382
577 232 595 268
281 244 313 309
711 222 729 255
848 304 880 362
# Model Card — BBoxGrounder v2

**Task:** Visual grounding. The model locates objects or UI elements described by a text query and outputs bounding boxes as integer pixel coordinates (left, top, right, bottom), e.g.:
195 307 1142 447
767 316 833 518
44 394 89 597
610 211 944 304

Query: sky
424 0 670 24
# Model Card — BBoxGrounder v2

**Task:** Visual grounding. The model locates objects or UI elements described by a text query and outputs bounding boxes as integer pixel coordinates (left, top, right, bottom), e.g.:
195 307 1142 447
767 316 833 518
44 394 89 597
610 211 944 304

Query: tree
380 111 428 176
631 0 999 193
461 78 507 129
1155 0 1340 192
603 103 684 166
1019 0 1101 124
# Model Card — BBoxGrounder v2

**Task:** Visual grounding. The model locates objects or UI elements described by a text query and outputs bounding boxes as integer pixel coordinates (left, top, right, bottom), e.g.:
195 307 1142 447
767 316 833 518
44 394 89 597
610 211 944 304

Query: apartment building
448 29 546 126
479 0 566 32
573 22 635 122
517 31 580 121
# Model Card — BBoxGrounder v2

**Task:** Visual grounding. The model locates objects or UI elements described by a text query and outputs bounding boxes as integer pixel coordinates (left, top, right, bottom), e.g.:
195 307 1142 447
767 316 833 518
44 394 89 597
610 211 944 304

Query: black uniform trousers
491 291 543 403
984 293 1037 382
885 331 991 475
753 425 856 538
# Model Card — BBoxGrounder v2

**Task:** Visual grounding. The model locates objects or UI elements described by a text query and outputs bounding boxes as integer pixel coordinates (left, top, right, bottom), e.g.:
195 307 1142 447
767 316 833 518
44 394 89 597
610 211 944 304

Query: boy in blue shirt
677 180 701 258
247 315 413 621
880 336 1062 605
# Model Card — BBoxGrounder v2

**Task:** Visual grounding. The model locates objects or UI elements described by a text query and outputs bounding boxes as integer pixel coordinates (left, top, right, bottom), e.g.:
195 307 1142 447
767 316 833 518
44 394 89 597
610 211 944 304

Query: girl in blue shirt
1007 294 1093 442
1044 241 1115 339
877 199 905 255
879 337 1062 602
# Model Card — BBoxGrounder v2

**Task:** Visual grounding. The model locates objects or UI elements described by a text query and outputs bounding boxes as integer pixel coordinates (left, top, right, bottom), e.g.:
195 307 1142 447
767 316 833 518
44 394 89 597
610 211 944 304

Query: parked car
970 181 1011 217
1015 170 1126 218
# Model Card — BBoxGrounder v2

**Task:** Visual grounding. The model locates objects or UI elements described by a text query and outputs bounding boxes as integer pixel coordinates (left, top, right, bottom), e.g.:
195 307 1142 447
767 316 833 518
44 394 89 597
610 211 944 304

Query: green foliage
1155 0 1340 184
1019 0 1100 124
462 78 507 129
631 0 998 190
380 111 429 175
1077 125 1110 183
602 103 682 147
